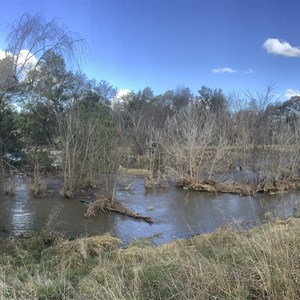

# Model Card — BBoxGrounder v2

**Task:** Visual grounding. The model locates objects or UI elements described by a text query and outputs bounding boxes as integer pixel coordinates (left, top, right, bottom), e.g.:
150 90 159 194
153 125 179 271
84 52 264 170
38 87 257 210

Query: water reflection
0 176 299 244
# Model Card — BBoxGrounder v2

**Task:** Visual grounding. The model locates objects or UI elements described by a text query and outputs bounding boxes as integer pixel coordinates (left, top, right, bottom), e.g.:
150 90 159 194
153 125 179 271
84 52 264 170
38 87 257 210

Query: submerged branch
84 197 153 224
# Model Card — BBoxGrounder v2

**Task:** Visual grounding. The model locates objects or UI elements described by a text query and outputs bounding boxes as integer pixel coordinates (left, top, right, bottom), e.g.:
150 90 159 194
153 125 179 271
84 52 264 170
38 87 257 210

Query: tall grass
1 218 300 299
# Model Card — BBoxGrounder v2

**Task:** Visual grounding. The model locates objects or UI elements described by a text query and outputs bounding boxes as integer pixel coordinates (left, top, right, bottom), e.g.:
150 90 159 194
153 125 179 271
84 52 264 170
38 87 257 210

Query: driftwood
177 178 300 196
84 197 153 224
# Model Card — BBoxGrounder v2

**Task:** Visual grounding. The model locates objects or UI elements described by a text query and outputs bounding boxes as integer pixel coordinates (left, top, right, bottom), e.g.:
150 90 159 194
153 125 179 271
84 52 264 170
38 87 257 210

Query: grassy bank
1 219 300 299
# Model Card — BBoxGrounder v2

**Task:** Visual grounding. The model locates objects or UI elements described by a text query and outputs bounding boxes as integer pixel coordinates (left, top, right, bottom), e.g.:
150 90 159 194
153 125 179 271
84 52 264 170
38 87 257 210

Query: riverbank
176 177 300 195
1 217 300 299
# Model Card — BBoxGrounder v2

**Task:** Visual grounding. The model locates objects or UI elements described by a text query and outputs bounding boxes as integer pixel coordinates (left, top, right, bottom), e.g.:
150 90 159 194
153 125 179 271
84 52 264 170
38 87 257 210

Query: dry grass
84 197 153 224
145 173 169 190
84 197 114 217
144 174 153 189
118 167 150 176
29 177 47 197
43 234 122 267
1 218 300 299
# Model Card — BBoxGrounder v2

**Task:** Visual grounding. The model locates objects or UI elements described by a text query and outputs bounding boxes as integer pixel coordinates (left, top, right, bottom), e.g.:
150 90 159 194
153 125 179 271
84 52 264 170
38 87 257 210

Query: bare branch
0 13 87 103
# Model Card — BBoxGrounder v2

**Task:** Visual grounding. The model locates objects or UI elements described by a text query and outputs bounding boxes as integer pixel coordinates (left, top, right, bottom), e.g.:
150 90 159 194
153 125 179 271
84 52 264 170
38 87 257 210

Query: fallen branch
84 197 153 224
109 207 153 223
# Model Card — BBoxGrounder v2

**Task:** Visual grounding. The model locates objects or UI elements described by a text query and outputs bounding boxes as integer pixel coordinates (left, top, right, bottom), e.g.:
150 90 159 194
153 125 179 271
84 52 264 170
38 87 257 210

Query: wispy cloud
284 88 300 100
243 68 254 74
211 67 236 74
263 38 300 57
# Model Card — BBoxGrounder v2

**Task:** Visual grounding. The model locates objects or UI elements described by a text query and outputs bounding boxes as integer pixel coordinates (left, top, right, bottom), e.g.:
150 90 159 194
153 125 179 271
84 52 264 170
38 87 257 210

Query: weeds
1 218 300 299
3 171 16 195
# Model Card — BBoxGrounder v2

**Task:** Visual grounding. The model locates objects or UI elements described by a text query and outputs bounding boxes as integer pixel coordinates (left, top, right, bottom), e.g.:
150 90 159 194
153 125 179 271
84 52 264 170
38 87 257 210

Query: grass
117 167 150 176
1 219 300 299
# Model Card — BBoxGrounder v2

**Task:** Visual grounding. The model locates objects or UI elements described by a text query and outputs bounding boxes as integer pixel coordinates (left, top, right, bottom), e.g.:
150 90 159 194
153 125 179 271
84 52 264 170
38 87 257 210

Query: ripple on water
0 176 300 243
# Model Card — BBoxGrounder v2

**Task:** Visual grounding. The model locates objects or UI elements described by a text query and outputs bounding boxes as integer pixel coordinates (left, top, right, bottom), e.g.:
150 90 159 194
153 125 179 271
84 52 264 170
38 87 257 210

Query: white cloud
17 49 38 67
0 48 37 66
113 89 130 103
284 89 300 100
243 68 254 74
0 49 5 59
0 49 38 81
263 38 300 57
212 67 236 74
116 89 130 99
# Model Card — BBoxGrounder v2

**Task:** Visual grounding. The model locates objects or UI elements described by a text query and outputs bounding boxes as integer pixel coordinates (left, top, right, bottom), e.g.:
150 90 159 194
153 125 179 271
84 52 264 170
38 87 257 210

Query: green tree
160 86 192 112
0 103 22 174
24 51 75 112
120 88 156 157
57 78 121 197
1 13 85 104
0 14 84 178
197 86 228 115
18 52 76 167
0 56 16 103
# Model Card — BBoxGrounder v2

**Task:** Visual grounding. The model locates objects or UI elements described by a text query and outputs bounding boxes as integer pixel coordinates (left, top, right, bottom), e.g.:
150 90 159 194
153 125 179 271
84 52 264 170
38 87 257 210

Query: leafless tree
244 82 279 112
57 98 126 197
1 13 85 103
162 104 216 182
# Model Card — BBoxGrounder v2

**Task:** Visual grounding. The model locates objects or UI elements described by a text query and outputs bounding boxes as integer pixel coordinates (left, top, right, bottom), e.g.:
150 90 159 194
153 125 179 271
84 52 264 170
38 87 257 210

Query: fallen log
84 197 153 224
177 178 300 196
215 182 257 196
109 207 153 223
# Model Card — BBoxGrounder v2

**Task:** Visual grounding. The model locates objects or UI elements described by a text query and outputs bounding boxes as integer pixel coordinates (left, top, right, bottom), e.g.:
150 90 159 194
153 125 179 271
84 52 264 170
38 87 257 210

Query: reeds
1 218 300 299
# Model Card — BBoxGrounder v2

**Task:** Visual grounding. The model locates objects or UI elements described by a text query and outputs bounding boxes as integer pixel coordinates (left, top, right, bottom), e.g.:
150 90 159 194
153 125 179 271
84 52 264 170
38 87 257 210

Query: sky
0 0 300 100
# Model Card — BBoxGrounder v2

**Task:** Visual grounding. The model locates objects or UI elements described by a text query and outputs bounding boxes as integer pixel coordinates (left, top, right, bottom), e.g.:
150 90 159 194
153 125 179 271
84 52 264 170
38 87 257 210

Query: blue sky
0 0 300 100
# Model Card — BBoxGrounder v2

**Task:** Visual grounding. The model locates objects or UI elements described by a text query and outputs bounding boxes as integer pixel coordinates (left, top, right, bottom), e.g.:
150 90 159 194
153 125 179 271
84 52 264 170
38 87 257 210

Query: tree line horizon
1 14 300 197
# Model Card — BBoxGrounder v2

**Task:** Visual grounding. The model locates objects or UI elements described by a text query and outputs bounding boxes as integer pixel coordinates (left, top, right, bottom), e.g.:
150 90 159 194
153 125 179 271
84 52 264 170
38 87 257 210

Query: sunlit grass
1 218 300 299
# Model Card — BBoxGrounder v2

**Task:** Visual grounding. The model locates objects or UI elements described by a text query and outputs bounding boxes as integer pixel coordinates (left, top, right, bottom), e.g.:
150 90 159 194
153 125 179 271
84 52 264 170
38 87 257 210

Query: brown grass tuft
3 218 300 299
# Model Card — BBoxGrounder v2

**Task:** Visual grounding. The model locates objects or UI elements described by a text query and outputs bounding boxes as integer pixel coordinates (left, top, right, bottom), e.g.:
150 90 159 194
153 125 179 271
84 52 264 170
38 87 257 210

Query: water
0 175 299 244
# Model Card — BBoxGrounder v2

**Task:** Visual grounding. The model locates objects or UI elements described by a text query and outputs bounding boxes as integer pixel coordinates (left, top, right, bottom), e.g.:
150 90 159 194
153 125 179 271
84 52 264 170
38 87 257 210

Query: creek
0 175 299 245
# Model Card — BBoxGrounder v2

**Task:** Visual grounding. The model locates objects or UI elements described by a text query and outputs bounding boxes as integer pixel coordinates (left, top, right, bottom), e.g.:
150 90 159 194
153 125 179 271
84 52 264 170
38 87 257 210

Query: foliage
0 103 23 175
57 81 123 196
1 13 85 104
0 103 22 156
0 56 16 102
197 85 228 114
2 13 300 198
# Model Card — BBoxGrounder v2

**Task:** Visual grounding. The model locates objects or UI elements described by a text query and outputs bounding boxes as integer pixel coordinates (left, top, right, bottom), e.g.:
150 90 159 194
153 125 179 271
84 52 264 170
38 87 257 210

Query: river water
0 175 299 244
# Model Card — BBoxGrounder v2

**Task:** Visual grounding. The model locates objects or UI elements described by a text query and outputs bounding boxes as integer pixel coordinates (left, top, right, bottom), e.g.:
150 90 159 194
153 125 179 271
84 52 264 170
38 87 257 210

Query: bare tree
1 13 85 103
163 104 216 183
244 82 279 112
57 94 126 197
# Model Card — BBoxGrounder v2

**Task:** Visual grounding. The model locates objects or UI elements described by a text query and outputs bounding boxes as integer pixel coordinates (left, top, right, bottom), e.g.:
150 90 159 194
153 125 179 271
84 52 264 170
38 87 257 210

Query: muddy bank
176 178 300 195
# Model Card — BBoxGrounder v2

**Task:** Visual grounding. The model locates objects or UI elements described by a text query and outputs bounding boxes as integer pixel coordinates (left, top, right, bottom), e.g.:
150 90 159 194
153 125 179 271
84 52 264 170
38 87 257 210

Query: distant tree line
1 14 300 197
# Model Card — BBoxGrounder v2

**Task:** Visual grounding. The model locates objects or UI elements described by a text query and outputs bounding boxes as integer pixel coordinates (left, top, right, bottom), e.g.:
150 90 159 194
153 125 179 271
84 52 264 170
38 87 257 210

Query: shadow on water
0 175 299 244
